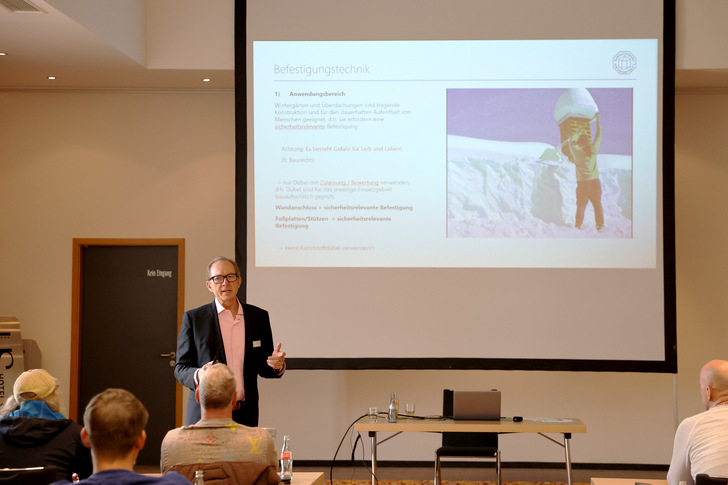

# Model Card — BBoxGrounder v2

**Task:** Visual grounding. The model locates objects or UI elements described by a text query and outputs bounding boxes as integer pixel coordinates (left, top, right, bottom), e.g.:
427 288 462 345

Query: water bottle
194 470 205 485
388 392 398 423
280 435 293 482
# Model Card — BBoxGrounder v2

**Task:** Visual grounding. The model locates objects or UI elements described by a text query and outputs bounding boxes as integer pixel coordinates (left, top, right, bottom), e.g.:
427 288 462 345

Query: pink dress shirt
215 298 246 401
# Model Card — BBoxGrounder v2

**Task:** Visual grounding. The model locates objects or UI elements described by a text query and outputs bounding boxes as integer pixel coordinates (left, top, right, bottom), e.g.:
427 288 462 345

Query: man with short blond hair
50 388 189 485
161 363 276 474
667 360 728 485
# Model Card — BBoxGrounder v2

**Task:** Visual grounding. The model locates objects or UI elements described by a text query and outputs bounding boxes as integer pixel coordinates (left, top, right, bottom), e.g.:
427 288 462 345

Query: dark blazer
174 301 281 426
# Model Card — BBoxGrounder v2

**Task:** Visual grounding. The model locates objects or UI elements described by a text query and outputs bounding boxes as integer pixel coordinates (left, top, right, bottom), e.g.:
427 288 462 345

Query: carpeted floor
310 464 665 484
328 481 587 485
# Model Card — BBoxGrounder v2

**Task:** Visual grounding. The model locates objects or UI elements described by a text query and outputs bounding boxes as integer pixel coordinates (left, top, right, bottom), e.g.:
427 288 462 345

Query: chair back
696 474 728 485
442 431 497 448
0 466 58 484
171 461 281 485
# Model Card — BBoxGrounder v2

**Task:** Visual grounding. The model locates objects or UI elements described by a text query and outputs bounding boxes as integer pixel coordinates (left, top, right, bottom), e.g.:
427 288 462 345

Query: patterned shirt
160 418 276 474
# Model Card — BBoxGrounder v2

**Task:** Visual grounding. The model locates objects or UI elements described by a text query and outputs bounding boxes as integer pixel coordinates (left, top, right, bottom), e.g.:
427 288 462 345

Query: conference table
292 471 326 485
354 416 586 485
591 479 667 485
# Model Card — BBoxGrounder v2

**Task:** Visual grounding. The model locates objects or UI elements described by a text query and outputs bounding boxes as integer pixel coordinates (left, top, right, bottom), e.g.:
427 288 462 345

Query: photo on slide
447 88 633 239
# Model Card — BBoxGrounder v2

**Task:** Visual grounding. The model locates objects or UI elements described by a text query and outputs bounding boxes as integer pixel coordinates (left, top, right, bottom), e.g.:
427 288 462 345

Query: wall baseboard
296 460 668 471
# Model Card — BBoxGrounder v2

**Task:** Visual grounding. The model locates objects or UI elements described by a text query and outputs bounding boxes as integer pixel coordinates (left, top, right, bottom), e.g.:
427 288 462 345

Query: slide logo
613 51 637 75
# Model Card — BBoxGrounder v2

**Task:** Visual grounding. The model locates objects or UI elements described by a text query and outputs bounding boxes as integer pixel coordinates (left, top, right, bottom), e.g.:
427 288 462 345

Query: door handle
160 351 176 367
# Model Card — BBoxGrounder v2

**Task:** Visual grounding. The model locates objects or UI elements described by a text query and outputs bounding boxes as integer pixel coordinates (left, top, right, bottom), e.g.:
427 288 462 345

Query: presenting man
161 363 277 474
667 360 728 485
50 388 189 485
175 257 285 427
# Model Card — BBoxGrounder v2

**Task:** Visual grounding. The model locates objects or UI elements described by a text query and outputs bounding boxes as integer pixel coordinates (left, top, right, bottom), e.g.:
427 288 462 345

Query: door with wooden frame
71 239 184 466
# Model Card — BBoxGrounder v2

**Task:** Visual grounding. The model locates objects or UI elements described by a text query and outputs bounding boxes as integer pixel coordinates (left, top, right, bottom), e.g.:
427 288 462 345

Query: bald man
667 360 728 485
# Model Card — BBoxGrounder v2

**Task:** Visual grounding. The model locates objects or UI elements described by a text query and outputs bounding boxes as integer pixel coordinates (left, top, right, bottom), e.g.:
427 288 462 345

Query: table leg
369 431 378 485
564 433 573 485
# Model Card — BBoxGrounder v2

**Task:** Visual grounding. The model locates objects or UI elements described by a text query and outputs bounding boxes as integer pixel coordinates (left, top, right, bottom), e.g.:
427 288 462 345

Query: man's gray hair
198 363 237 410
206 257 240 280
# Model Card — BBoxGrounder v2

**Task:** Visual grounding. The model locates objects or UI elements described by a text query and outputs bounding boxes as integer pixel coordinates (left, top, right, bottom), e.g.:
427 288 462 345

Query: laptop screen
452 390 501 420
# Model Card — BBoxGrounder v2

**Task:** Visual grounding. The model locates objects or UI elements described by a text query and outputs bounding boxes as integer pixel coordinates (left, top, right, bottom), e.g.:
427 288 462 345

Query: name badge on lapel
253 340 262 348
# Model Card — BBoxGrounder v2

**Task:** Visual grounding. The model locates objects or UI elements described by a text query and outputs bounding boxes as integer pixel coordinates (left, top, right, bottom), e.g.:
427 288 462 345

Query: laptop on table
444 389 501 420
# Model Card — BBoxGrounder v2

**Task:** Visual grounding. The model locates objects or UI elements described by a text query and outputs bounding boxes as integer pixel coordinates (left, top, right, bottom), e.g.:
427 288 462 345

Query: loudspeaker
443 389 454 418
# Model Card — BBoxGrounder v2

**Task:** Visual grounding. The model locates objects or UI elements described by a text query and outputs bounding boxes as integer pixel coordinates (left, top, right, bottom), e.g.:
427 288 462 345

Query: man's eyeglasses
208 273 239 284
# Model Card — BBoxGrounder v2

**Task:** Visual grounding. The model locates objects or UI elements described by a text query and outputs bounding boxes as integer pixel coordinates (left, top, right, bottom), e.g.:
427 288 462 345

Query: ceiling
0 0 726 92
0 0 234 90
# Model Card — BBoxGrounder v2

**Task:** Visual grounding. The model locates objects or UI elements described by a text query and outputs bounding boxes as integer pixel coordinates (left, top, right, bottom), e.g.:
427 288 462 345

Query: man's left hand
267 342 286 372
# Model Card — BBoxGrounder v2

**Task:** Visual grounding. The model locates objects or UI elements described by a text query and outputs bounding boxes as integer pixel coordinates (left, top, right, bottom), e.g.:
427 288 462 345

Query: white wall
1 86 727 467
0 90 236 395
672 90 728 421
676 0 728 69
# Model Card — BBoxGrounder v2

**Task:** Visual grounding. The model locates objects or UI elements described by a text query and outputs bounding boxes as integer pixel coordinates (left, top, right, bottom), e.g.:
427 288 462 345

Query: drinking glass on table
405 402 415 416
368 407 379 422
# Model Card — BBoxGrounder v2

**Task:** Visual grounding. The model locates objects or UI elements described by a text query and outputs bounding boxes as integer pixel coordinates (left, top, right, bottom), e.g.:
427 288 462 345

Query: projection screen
238 0 676 372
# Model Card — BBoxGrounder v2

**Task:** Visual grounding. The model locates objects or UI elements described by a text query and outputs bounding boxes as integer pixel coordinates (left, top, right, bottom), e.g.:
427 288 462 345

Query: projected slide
254 40 657 269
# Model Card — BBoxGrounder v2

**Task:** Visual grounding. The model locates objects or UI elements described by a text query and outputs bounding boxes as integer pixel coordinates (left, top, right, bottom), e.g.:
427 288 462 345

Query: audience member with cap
667 359 728 485
50 388 190 485
0 368 92 481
